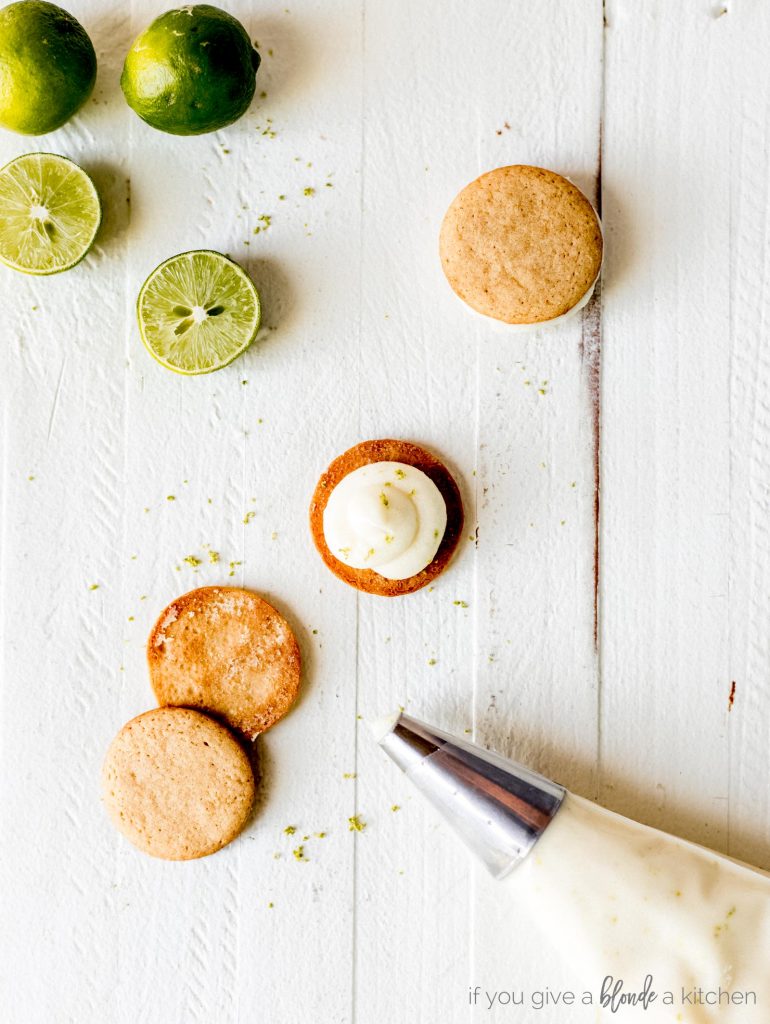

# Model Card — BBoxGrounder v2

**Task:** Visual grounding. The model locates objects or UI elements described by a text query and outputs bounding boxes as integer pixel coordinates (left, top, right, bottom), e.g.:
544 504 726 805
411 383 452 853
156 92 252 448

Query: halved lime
0 152 101 275
137 250 261 375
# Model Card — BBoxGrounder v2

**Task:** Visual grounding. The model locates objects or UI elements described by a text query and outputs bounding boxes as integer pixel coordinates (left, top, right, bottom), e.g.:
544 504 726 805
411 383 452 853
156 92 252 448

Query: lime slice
0 153 101 275
137 250 261 375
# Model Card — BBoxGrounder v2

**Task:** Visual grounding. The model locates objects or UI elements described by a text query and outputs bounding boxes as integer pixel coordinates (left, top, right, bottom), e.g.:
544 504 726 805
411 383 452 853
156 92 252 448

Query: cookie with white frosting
440 165 602 326
309 439 464 596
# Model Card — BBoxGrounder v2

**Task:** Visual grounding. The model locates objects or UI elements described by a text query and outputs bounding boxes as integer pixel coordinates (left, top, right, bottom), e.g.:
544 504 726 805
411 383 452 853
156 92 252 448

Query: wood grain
0 1 768 1022
601 0 734 860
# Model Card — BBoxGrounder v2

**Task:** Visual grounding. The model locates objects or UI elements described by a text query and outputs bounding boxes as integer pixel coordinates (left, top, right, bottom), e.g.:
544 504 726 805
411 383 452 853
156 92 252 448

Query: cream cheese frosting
323 461 447 580
511 793 770 1021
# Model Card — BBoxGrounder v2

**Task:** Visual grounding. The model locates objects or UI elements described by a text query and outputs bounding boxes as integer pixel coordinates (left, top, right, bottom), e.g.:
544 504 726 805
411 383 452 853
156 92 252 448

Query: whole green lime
0 1 97 135
121 5 261 136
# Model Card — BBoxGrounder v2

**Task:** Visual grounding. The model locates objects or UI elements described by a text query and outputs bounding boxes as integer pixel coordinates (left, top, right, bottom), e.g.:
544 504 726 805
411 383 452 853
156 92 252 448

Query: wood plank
352 2 481 1018
0 5 133 1019
601 1 734 855
470 0 605 1011
726 0 770 870
111 3 364 1022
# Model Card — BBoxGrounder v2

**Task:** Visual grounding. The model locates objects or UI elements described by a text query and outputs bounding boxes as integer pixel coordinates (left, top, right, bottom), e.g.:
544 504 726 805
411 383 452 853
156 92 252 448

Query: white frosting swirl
323 461 447 580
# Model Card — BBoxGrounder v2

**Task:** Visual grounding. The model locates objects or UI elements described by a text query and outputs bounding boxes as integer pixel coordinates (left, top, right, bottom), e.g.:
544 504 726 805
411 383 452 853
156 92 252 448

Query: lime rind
137 250 261 375
0 152 101 275
121 6 259 136
0 1 97 136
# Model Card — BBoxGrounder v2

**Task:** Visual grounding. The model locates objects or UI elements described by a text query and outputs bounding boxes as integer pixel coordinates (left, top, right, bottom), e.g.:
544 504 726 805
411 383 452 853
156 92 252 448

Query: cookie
309 439 464 597
439 165 602 325
102 707 255 861
148 586 301 739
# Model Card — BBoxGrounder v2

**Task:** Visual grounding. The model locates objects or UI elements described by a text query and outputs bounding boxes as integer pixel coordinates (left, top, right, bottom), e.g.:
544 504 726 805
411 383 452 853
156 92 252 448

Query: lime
0 152 101 274
121 5 260 136
137 250 261 374
0 1 97 136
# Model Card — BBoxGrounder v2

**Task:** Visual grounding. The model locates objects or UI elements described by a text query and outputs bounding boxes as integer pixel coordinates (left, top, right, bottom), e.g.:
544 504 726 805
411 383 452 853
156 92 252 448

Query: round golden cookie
309 439 464 597
148 586 301 739
439 165 602 325
102 707 255 861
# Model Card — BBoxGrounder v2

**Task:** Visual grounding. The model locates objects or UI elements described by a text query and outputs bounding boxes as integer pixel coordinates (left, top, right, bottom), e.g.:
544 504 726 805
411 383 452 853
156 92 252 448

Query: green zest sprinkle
283 825 297 835
380 492 389 507
208 551 220 564
343 772 357 779
348 815 366 833
453 600 468 608
390 805 400 812
243 510 257 524
183 555 201 568
88 583 99 591
394 468 405 479
166 495 176 501
292 845 307 861
303 187 315 196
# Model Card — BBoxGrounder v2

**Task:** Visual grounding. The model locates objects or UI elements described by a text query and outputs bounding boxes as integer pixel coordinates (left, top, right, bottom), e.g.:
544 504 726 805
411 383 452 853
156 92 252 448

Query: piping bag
373 711 770 1022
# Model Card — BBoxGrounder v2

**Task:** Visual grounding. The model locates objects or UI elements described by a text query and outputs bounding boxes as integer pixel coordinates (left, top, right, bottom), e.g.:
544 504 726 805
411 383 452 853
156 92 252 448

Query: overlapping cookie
102 707 255 861
148 586 301 740
103 586 301 859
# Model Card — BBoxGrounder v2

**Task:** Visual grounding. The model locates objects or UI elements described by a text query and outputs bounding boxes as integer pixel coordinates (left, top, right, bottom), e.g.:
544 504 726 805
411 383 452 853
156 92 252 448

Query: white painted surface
0 1 768 1022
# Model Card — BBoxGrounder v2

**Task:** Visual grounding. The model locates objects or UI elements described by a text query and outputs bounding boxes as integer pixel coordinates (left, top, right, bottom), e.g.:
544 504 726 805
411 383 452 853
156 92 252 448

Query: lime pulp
0 152 101 275
137 250 261 374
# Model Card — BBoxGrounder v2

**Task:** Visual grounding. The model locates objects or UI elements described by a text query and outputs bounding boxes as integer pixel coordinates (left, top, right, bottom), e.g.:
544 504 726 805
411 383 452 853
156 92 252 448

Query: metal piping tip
371 711 565 879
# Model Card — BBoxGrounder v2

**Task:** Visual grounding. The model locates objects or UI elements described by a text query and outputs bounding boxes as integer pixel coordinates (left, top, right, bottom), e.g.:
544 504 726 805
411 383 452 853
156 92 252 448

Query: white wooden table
1 1 768 1021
